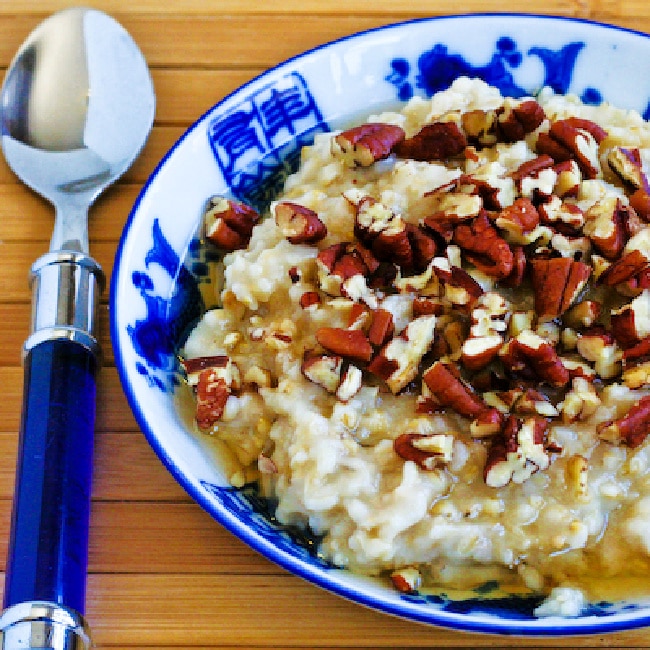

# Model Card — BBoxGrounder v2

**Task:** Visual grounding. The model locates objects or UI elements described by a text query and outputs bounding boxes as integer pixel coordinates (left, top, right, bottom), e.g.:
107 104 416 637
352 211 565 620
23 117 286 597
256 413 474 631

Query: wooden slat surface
0 2 649 648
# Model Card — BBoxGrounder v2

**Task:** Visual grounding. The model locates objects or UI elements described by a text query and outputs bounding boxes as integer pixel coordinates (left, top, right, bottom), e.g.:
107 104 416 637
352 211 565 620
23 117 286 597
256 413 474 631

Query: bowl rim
111 12 650 636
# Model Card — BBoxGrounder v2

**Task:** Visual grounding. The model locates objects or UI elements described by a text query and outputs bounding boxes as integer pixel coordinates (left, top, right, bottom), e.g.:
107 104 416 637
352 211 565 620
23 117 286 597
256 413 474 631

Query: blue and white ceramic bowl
111 14 650 636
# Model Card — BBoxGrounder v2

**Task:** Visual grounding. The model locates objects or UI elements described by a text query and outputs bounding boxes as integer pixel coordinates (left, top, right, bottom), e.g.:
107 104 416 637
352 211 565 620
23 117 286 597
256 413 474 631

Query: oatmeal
182 77 650 615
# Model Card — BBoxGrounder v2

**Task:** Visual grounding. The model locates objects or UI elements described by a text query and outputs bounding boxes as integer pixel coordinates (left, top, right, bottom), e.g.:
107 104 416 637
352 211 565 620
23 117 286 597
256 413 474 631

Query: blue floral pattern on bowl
111 15 650 636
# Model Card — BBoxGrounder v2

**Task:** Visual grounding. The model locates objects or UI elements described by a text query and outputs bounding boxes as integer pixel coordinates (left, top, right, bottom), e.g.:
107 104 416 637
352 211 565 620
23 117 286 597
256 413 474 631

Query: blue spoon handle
3 338 97 613
0 251 103 650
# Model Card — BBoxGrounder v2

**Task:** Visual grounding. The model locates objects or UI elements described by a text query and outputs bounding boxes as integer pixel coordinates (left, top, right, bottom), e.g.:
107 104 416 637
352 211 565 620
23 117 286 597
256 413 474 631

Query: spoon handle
0 252 102 650
4 339 97 611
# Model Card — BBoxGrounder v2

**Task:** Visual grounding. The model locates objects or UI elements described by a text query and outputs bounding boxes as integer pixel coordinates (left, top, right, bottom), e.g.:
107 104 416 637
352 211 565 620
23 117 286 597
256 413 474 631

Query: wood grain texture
0 2 648 648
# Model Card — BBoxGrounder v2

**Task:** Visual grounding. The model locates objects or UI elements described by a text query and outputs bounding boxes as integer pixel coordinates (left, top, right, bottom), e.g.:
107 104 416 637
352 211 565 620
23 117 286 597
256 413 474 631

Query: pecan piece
597 394 650 448
368 308 394 347
538 118 604 179
390 567 422 594
394 432 454 470
274 202 327 244
575 328 622 379
301 354 343 393
192 358 241 429
316 327 373 363
607 146 645 189
630 185 650 222
583 197 628 260
195 371 230 430
538 195 585 234
353 196 412 269
530 257 591 321
496 99 546 142
394 121 468 161
422 361 486 418
204 196 260 252
462 109 498 146
182 354 230 386
368 315 437 393
494 197 541 243
453 212 514 279
334 122 405 167
610 289 650 348
484 416 551 487
600 227 650 286
500 330 570 387
599 249 649 286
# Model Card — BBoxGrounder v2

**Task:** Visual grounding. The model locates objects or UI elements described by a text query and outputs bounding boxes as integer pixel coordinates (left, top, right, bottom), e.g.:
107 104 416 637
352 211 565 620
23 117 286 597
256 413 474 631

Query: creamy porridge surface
182 78 650 616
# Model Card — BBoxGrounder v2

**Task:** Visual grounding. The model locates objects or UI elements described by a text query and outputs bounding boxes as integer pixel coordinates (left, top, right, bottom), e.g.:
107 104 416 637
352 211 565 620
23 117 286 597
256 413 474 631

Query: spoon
0 8 154 649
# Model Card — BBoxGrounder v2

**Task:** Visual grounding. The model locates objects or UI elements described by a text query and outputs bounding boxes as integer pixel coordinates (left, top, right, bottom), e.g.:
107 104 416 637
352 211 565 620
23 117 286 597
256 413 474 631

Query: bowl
111 14 650 636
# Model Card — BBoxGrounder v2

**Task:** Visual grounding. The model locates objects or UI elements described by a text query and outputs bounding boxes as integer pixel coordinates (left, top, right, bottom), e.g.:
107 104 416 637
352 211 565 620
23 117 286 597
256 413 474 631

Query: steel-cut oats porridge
181 78 650 616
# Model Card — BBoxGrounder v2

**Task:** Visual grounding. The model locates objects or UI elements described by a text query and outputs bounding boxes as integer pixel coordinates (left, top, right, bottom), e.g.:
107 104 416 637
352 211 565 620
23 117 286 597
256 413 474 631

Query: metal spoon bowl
0 8 154 649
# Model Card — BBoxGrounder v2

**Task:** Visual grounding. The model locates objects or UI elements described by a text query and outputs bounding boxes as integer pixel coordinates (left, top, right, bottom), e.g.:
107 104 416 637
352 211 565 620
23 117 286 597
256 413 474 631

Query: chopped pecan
494 197 540 244
623 335 650 362
453 212 514 279
510 154 555 185
608 146 645 189
368 315 437 393
406 224 439 272
537 118 604 179
195 371 230 429
501 245 527 288
390 567 422 594
353 196 412 269
553 159 582 198
394 120 468 161
484 416 552 487
394 432 455 469
461 166 515 211
368 308 394 347
274 202 327 244
583 197 627 260
601 227 650 286
334 122 405 167
301 354 343 393
469 407 505 437
182 355 230 386
422 360 487 418
461 335 503 371
316 242 378 302
500 388 559 418
300 291 321 309
192 357 241 429
610 289 650 348
496 99 546 142
424 189 483 223
316 327 373 363
630 185 650 222
204 196 260 252
599 249 649 286
563 300 602 330
576 328 622 378
336 365 363 402
443 266 484 310
462 109 498 146
560 376 601 423
394 122 467 161
538 195 585 234
622 360 650 388
530 257 591 321
500 330 570 386
597 394 650 448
